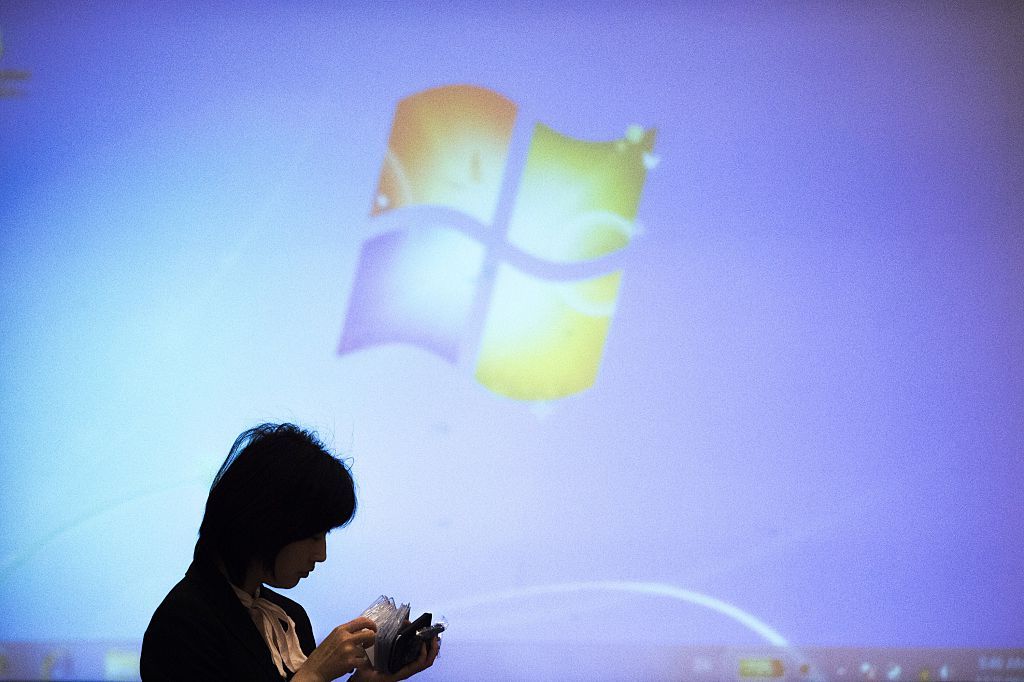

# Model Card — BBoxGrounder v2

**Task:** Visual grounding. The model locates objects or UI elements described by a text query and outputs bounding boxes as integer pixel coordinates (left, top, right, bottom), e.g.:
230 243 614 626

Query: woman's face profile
265 533 328 589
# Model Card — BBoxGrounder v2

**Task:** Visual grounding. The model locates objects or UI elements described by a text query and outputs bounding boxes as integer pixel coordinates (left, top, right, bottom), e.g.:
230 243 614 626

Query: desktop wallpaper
0 3 1022 680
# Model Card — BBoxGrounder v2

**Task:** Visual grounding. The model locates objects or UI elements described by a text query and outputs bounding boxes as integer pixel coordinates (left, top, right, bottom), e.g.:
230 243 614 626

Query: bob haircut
195 423 356 585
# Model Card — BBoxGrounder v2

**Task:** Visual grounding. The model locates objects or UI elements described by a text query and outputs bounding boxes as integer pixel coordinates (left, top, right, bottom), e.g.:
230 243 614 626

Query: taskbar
0 641 1023 681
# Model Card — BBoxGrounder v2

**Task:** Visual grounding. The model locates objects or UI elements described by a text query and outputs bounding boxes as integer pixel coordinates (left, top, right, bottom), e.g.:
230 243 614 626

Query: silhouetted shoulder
141 562 313 681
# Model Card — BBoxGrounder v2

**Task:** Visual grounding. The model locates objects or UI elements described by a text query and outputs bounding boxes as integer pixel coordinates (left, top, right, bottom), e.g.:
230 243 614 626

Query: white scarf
232 584 308 677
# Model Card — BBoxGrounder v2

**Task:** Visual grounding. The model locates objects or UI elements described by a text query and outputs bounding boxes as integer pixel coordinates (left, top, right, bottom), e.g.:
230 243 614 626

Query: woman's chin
266 574 302 590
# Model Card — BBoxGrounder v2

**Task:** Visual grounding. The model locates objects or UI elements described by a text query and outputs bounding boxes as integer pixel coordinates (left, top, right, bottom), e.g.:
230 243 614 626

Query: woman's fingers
300 617 382 680
348 628 376 649
331 618 376 650
397 638 440 679
418 636 439 669
326 623 375 665
341 617 378 633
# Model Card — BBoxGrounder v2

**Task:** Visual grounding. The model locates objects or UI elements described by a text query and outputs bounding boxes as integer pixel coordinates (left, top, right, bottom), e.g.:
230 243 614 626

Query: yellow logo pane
506 123 656 263
475 265 623 401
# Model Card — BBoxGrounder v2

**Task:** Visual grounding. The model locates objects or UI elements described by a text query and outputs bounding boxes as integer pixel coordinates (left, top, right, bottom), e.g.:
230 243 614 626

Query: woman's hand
350 635 440 682
293 617 378 682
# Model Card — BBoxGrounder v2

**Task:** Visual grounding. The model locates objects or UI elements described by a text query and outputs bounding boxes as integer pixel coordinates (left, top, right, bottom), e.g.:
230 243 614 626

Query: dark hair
195 423 356 585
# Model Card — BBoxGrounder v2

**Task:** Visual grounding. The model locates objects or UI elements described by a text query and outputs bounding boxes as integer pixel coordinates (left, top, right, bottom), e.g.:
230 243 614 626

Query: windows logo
339 85 656 401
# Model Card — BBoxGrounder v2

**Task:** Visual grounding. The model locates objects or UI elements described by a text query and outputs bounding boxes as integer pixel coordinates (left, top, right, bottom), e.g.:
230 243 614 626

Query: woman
141 423 440 681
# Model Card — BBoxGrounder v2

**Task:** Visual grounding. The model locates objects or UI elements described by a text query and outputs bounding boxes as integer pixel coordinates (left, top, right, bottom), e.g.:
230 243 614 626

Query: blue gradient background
1 2 1022 680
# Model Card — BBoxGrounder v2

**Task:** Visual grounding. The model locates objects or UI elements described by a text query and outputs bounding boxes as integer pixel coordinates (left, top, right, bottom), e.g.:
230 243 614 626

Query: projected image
345 84 656 401
474 266 624 401
370 85 517 223
1 2 1022 681
505 122 655 264
340 226 486 363
0 27 30 98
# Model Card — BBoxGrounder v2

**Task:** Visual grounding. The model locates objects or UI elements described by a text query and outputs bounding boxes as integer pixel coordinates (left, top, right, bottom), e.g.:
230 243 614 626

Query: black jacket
141 561 316 681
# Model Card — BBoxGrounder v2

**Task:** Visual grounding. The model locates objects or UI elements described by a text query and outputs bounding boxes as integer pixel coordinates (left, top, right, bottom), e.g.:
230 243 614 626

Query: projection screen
1 2 1021 680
